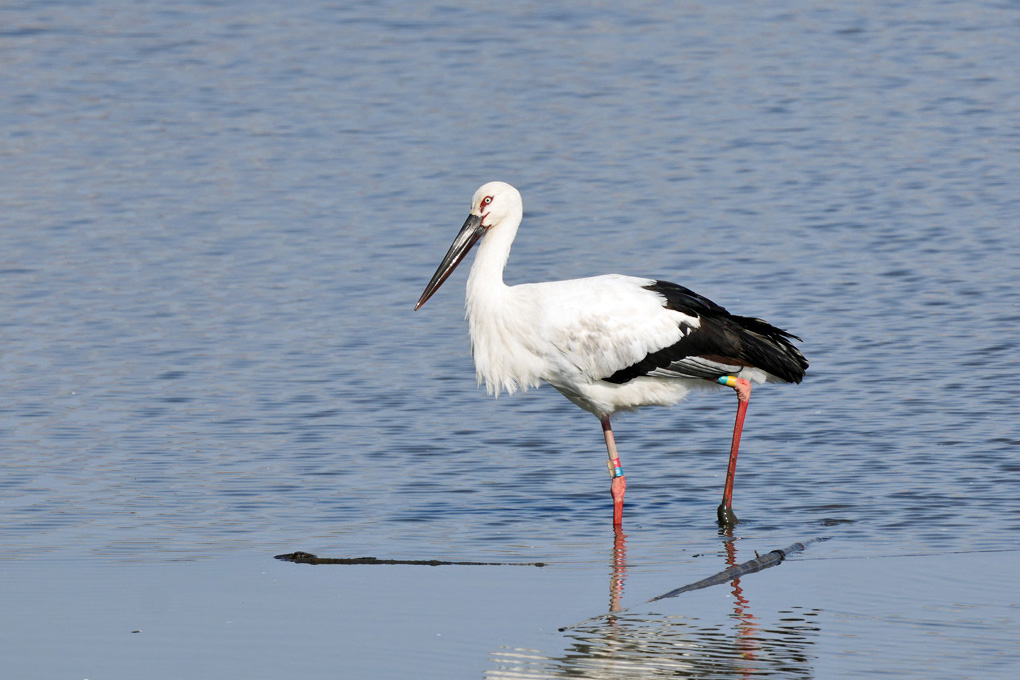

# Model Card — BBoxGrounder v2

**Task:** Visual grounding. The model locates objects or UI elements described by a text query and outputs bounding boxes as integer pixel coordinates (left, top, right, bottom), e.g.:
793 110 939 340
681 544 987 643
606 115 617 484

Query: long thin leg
601 416 626 527
716 377 751 527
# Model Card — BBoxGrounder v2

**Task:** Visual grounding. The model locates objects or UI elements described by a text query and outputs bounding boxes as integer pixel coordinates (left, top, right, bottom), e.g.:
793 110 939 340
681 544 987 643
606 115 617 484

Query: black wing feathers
604 280 808 385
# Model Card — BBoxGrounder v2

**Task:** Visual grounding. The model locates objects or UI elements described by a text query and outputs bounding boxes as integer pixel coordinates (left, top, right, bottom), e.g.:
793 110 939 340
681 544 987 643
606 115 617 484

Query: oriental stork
415 181 807 527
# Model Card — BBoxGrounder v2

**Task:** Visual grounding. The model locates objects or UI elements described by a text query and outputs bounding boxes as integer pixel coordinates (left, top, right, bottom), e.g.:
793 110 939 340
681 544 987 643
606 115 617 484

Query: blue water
2 1 1019 678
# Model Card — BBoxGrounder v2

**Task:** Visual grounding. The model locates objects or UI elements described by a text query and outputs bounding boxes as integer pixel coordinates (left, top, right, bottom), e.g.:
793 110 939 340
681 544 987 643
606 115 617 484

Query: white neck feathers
463 205 542 395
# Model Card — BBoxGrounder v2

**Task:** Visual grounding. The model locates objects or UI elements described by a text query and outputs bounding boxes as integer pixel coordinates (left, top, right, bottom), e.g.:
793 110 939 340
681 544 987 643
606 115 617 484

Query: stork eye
481 196 493 208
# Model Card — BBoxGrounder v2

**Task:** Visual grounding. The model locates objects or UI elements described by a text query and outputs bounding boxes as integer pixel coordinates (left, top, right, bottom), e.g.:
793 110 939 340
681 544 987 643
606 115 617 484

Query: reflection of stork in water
607 533 764 669
416 182 808 528
606 530 760 645
494 534 821 678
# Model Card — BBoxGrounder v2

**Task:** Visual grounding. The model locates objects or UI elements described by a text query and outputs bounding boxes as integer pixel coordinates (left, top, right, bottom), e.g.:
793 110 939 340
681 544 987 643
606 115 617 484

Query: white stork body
416 182 807 527
469 273 764 415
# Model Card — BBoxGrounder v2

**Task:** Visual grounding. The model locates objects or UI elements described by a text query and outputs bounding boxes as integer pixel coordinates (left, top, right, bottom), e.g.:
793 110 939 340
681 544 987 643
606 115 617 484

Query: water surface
2 1 1019 677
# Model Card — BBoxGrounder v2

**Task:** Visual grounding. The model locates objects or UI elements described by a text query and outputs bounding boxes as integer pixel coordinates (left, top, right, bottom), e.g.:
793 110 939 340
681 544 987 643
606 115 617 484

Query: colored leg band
608 458 623 478
717 376 739 388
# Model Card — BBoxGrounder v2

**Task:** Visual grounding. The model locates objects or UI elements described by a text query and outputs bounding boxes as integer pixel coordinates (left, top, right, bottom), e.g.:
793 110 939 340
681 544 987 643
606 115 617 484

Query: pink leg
601 416 626 527
718 378 751 527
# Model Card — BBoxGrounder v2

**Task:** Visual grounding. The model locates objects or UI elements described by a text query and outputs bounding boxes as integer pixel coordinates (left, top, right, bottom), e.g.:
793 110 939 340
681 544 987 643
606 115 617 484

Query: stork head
415 182 522 310
470 181 522 229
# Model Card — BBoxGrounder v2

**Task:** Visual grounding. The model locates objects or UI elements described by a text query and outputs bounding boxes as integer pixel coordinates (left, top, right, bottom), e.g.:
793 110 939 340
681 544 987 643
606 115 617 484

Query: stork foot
717 502 739 528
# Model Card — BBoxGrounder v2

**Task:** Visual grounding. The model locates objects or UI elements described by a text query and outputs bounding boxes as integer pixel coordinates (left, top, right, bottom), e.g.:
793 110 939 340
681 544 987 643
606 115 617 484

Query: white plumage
416 181 807 527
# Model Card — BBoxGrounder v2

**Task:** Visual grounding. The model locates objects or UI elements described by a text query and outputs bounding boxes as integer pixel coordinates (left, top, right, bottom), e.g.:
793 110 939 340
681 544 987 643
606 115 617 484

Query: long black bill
415 214 485 310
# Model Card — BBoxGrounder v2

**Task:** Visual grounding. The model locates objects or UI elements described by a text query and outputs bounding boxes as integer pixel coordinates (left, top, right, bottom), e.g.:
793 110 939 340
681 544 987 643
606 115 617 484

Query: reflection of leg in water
609 528 628 617
724 537 761 668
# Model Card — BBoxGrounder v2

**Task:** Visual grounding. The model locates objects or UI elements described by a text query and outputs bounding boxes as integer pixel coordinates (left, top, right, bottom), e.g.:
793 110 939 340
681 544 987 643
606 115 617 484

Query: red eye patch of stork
479 195 494 226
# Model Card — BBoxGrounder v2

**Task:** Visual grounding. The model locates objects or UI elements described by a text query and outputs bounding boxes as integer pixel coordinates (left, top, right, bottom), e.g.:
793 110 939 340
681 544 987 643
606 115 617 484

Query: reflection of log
561 537 827 631
274 551 546 567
